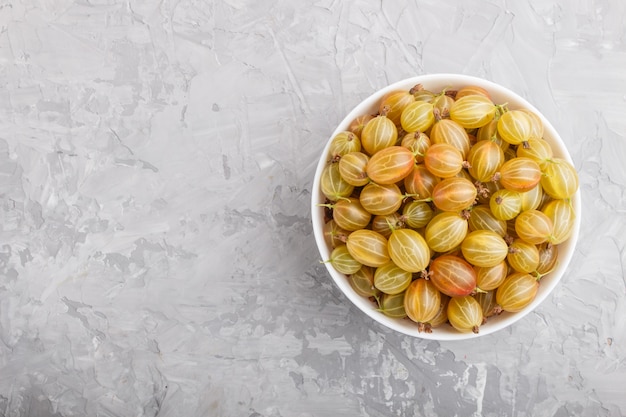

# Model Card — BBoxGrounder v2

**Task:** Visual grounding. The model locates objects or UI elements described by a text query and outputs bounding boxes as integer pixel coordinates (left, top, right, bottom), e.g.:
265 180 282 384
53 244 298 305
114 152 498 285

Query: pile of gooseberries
320 83 578 334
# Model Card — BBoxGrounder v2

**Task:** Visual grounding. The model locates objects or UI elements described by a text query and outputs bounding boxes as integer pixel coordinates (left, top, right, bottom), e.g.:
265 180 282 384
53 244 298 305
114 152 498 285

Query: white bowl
311 73 581 341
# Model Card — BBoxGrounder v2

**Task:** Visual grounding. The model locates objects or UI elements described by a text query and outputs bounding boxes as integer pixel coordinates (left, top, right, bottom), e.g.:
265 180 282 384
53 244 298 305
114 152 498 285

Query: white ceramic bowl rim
311 73 581 341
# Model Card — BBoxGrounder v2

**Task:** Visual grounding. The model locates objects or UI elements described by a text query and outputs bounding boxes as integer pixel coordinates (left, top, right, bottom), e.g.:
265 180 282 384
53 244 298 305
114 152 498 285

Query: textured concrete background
1 1 625 416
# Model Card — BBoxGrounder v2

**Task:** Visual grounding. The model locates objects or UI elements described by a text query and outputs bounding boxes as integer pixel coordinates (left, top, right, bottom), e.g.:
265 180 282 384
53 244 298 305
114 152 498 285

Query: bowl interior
311 74 581 341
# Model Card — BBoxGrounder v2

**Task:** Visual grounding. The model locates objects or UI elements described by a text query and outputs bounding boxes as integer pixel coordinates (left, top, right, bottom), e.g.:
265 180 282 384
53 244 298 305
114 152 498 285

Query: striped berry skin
498 157 542 192
320 162 354 202
404 279 441 332
430 118 472 158
520 109 544 140
516 138 553 169
425 212 468 253
329 197 372 232
400 131 430 163
467 140 504 183
497 110 533 146
328 131 361 159
349 266 379 298
388 229 430 273
400 101 435 133
475 261 508 291
424 143 464 178
429 255 477 298
496 272 539 313
536 242 558 276
361 114 397 155
366 146 415 185
404 164 440 199
507 239 540 274
328 245 362 275
468 205 507 237
461 230 509 268
359 183 404 216
338 152 370 187
447 296 484 334
540 158 579 199
490 189 522 221
541 199 576 245
519 183 544 212
348 114 374 138
515 209 554 245
346 229 390 268
371 213 404 239
431 177 477 212
455 85 491 100
449 94 496 129
374 261 412 295
379 292 408 319
379 90 415 126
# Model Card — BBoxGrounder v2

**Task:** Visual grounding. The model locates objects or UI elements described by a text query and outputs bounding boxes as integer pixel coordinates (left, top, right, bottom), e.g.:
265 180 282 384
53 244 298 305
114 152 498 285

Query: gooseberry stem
372 293 382 308
411 196 432 204
402 193 422 203
409 84 424 95
433 107 443 122
495 103 509 119
474 181 490 199
385 217 398 233
335 233 348 243
533 260 559 281
417 322 433 333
